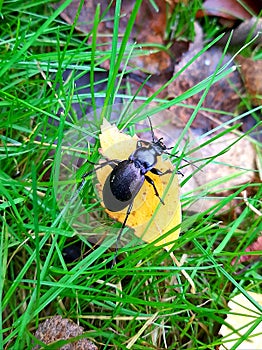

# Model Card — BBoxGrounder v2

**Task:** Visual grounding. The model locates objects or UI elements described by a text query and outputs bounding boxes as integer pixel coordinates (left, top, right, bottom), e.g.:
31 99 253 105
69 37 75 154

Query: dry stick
242 190 262 217
169 251 196 294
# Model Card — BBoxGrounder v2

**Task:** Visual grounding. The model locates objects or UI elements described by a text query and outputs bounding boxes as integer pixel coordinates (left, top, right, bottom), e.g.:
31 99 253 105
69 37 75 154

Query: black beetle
76 118 183 264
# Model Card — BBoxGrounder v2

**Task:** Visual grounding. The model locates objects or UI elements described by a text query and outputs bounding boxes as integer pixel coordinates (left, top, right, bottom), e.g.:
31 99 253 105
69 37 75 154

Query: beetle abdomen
102 160 144 212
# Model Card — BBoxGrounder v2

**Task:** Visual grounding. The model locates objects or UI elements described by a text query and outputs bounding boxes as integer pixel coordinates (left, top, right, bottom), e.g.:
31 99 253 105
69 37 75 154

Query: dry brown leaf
231 235 262 265
53 0 174 74
33 315 97 350
168 46 242 131
219 292 262 349
96 119 181 249
181 132 255 213
200 0 252 20
217 17 262 46
236 55 262 106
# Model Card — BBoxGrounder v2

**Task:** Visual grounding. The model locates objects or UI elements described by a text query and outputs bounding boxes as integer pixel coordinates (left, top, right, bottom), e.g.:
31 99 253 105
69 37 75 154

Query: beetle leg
150 167 172 176
82 159 119 180
72 159 120 202
79 159 119 190
145 175 165 205
151 167 184 177
101 157 121 169
112 201 133 266
176 170 184 176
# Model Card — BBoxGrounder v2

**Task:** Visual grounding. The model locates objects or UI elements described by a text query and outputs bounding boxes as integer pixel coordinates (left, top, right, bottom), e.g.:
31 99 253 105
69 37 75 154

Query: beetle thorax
130 146 159 173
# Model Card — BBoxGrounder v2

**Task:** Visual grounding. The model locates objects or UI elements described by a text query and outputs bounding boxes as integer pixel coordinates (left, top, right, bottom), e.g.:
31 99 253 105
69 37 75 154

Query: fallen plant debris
199 0 262 20
219 292 262 349
168 46 243 131
236 55 262 106
53 0 175 74
33 315 98 350
231 235 262 266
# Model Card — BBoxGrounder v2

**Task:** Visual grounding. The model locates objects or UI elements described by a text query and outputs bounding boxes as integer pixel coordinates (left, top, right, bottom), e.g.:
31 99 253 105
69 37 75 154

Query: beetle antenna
147 116 156 143
146 117 202 171
165 151 202 171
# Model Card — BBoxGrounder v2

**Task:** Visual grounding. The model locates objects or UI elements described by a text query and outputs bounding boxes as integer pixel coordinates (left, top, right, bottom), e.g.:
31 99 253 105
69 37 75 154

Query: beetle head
152 137 168 155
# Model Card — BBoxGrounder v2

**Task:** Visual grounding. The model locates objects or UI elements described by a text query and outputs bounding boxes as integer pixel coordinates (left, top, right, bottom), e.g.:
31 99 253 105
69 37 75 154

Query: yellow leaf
96 119 181 250
219 291 262 349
